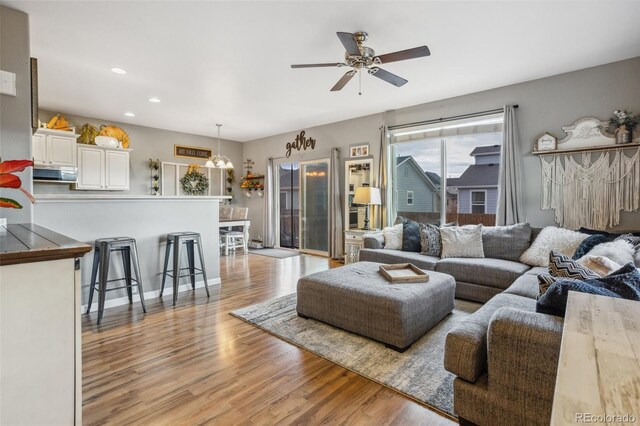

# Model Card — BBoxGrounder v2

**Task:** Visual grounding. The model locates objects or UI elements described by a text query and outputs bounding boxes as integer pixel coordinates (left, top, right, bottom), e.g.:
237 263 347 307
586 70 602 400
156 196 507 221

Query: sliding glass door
278 163 299 249
299 159 330 255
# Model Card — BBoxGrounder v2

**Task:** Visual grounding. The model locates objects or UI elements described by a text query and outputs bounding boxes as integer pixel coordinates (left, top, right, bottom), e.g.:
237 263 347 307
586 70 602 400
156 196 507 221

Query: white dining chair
224 207 249 255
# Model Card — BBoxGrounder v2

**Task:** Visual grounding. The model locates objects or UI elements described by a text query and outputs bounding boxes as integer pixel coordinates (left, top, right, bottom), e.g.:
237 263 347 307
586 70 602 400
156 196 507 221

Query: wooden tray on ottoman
379 263 429 283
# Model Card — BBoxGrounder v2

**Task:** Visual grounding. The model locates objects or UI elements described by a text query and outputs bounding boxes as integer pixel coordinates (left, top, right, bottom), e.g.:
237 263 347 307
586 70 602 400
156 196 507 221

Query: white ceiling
4 1 640 142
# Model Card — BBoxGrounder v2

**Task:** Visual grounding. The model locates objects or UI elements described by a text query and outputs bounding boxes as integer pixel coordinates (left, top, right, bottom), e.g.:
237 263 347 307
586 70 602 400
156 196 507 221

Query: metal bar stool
160 232 210 305
86 237 146 325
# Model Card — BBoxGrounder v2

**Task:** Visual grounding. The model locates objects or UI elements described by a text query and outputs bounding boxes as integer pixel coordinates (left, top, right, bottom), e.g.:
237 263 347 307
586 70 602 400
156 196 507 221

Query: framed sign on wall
174 144 212 160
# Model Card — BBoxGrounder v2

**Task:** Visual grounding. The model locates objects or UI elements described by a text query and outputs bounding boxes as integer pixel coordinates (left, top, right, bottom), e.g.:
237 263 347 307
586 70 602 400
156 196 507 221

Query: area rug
231 293 480 419
248 248 301 259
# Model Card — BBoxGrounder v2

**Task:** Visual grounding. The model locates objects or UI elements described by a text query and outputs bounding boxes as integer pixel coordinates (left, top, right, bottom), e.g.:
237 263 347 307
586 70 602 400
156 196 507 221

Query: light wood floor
82 253 455 425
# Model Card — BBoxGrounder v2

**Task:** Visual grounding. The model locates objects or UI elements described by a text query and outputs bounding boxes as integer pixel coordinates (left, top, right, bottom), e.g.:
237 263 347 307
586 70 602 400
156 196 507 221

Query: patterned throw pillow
615 233 640 248
536 263 640 317
538 250 600 296
382 223 403 250
419 223 441 256
548 250 600 280
440 225 485 259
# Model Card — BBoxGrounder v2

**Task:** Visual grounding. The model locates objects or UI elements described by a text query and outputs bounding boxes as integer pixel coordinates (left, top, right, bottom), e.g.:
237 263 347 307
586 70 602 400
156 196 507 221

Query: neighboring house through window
471 190 486 214
389 113 503 226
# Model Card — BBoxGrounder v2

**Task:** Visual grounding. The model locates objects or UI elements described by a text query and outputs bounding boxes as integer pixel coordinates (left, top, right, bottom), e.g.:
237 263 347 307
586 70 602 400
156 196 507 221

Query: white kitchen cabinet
76 145 130 191
105 149 130 190
32 128 78 167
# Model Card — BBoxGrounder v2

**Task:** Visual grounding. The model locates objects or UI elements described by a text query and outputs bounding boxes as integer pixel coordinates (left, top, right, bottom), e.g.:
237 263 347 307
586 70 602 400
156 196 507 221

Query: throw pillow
614 233 640 247
382 223 403 250
578 256 623 277
440 225 485 259
536 263 640 317
548 250 600 280
481 223 532 262
537 274 557 295
419 223 441 256
578 227 640 241
572 234 608 259
579 239 635 266
519 227 588 267
538 250 600 295
396 216 422 252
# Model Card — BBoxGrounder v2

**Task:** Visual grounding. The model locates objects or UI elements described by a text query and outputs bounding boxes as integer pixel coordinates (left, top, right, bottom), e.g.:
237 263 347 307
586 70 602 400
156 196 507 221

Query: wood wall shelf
241 175 265 180
532 142 640 156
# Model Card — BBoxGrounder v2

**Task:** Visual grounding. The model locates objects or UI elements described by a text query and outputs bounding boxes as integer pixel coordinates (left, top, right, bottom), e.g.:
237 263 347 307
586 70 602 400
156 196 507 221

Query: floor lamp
353 187 381 230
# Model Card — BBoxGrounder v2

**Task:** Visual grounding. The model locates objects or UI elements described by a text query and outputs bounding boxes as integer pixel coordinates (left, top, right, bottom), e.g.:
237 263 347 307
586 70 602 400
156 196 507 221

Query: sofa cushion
444 293 536 382
358 249 439 270
482 223 532 262
504 274 539 299
363 233 385 249
525 266 548 276
572 234 608 259
435 257 531 289
440 225 485 259
520 226 588 267
419 223 442 256
382 224 403 250
397 216 422 252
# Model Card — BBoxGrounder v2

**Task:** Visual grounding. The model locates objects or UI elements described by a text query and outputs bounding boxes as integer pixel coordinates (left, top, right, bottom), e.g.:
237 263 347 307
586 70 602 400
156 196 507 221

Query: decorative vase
615 125 630 144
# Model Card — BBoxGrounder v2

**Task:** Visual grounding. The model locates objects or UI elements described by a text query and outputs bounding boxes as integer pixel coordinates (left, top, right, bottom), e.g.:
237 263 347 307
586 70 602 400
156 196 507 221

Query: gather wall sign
286 131 316 158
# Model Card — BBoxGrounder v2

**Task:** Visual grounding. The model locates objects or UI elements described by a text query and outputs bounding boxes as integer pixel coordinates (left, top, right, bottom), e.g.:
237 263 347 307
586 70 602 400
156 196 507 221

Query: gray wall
35 109 245 202
34 198 221 304
243 57 640 238
0 6 32 223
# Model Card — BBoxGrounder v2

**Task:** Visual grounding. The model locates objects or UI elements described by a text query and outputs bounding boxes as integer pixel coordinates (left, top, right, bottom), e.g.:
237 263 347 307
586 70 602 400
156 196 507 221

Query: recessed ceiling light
148 97 161 103
110 67 127 75
124 112 135 117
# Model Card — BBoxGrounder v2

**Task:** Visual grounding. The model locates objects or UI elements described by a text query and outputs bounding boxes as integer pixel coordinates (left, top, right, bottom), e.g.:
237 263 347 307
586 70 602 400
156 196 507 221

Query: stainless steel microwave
33 166 78 183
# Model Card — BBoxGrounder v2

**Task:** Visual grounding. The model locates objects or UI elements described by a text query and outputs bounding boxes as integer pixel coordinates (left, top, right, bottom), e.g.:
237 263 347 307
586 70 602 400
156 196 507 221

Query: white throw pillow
520 226 588 267
440 225 485 259
382 223 403 250
578 255 622 277
579 240 635 267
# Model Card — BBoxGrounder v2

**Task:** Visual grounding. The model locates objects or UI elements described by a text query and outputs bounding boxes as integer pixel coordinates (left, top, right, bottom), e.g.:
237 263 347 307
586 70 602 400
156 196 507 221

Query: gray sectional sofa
360 225 564 426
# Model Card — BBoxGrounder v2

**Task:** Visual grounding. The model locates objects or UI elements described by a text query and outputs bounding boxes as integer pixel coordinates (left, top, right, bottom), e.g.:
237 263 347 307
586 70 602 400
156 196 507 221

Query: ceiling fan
291 31 430 94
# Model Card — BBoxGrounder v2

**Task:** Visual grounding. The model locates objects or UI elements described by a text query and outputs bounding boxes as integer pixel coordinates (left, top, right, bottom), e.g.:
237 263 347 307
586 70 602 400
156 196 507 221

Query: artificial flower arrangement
0 160 35 209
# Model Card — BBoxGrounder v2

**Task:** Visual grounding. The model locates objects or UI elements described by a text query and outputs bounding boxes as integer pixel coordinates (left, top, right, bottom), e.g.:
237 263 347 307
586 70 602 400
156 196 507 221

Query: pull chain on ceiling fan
291 31 430 94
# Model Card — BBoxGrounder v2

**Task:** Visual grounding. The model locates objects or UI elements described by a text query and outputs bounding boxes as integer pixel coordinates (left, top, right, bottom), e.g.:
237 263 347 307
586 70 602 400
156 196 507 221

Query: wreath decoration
180 169 209 195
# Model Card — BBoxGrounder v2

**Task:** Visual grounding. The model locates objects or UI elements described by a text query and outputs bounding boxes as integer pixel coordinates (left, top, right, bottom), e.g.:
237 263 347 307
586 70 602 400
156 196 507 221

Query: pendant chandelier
205 124 234 169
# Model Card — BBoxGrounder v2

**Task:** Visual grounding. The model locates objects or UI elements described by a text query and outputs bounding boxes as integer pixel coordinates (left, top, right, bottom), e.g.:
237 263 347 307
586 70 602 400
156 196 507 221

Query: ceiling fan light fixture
290 31 430 94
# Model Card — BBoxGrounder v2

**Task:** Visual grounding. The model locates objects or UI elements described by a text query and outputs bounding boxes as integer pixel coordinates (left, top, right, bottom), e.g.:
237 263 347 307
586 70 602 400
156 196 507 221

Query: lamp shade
353 187 381 205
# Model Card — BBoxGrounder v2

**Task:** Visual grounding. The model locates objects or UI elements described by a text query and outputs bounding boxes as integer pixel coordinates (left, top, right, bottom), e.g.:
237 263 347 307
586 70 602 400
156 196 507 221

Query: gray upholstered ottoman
296 261 455 352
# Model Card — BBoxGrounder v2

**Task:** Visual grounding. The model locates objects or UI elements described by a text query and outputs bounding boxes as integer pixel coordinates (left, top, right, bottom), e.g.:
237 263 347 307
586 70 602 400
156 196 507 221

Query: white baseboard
81 278 221 313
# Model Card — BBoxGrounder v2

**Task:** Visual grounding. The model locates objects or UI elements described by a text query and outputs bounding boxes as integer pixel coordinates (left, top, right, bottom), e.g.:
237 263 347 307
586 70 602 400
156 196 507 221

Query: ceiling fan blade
368 67 408 87
376 46 430 64
330 71 356 91
336 32 361 56
291 63 341 69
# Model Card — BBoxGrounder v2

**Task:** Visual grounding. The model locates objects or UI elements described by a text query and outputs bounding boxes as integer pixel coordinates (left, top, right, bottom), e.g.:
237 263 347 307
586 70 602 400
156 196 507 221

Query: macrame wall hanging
536 117 640 230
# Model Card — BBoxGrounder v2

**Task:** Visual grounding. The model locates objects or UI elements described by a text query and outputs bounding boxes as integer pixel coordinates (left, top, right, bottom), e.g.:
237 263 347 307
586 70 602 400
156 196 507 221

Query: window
407 191 414 205
389 113 503 226
471 191 486 214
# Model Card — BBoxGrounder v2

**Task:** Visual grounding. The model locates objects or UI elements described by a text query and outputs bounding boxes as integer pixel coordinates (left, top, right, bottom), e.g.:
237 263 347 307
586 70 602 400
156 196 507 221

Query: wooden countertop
551 291 640 425
0 223 92 266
